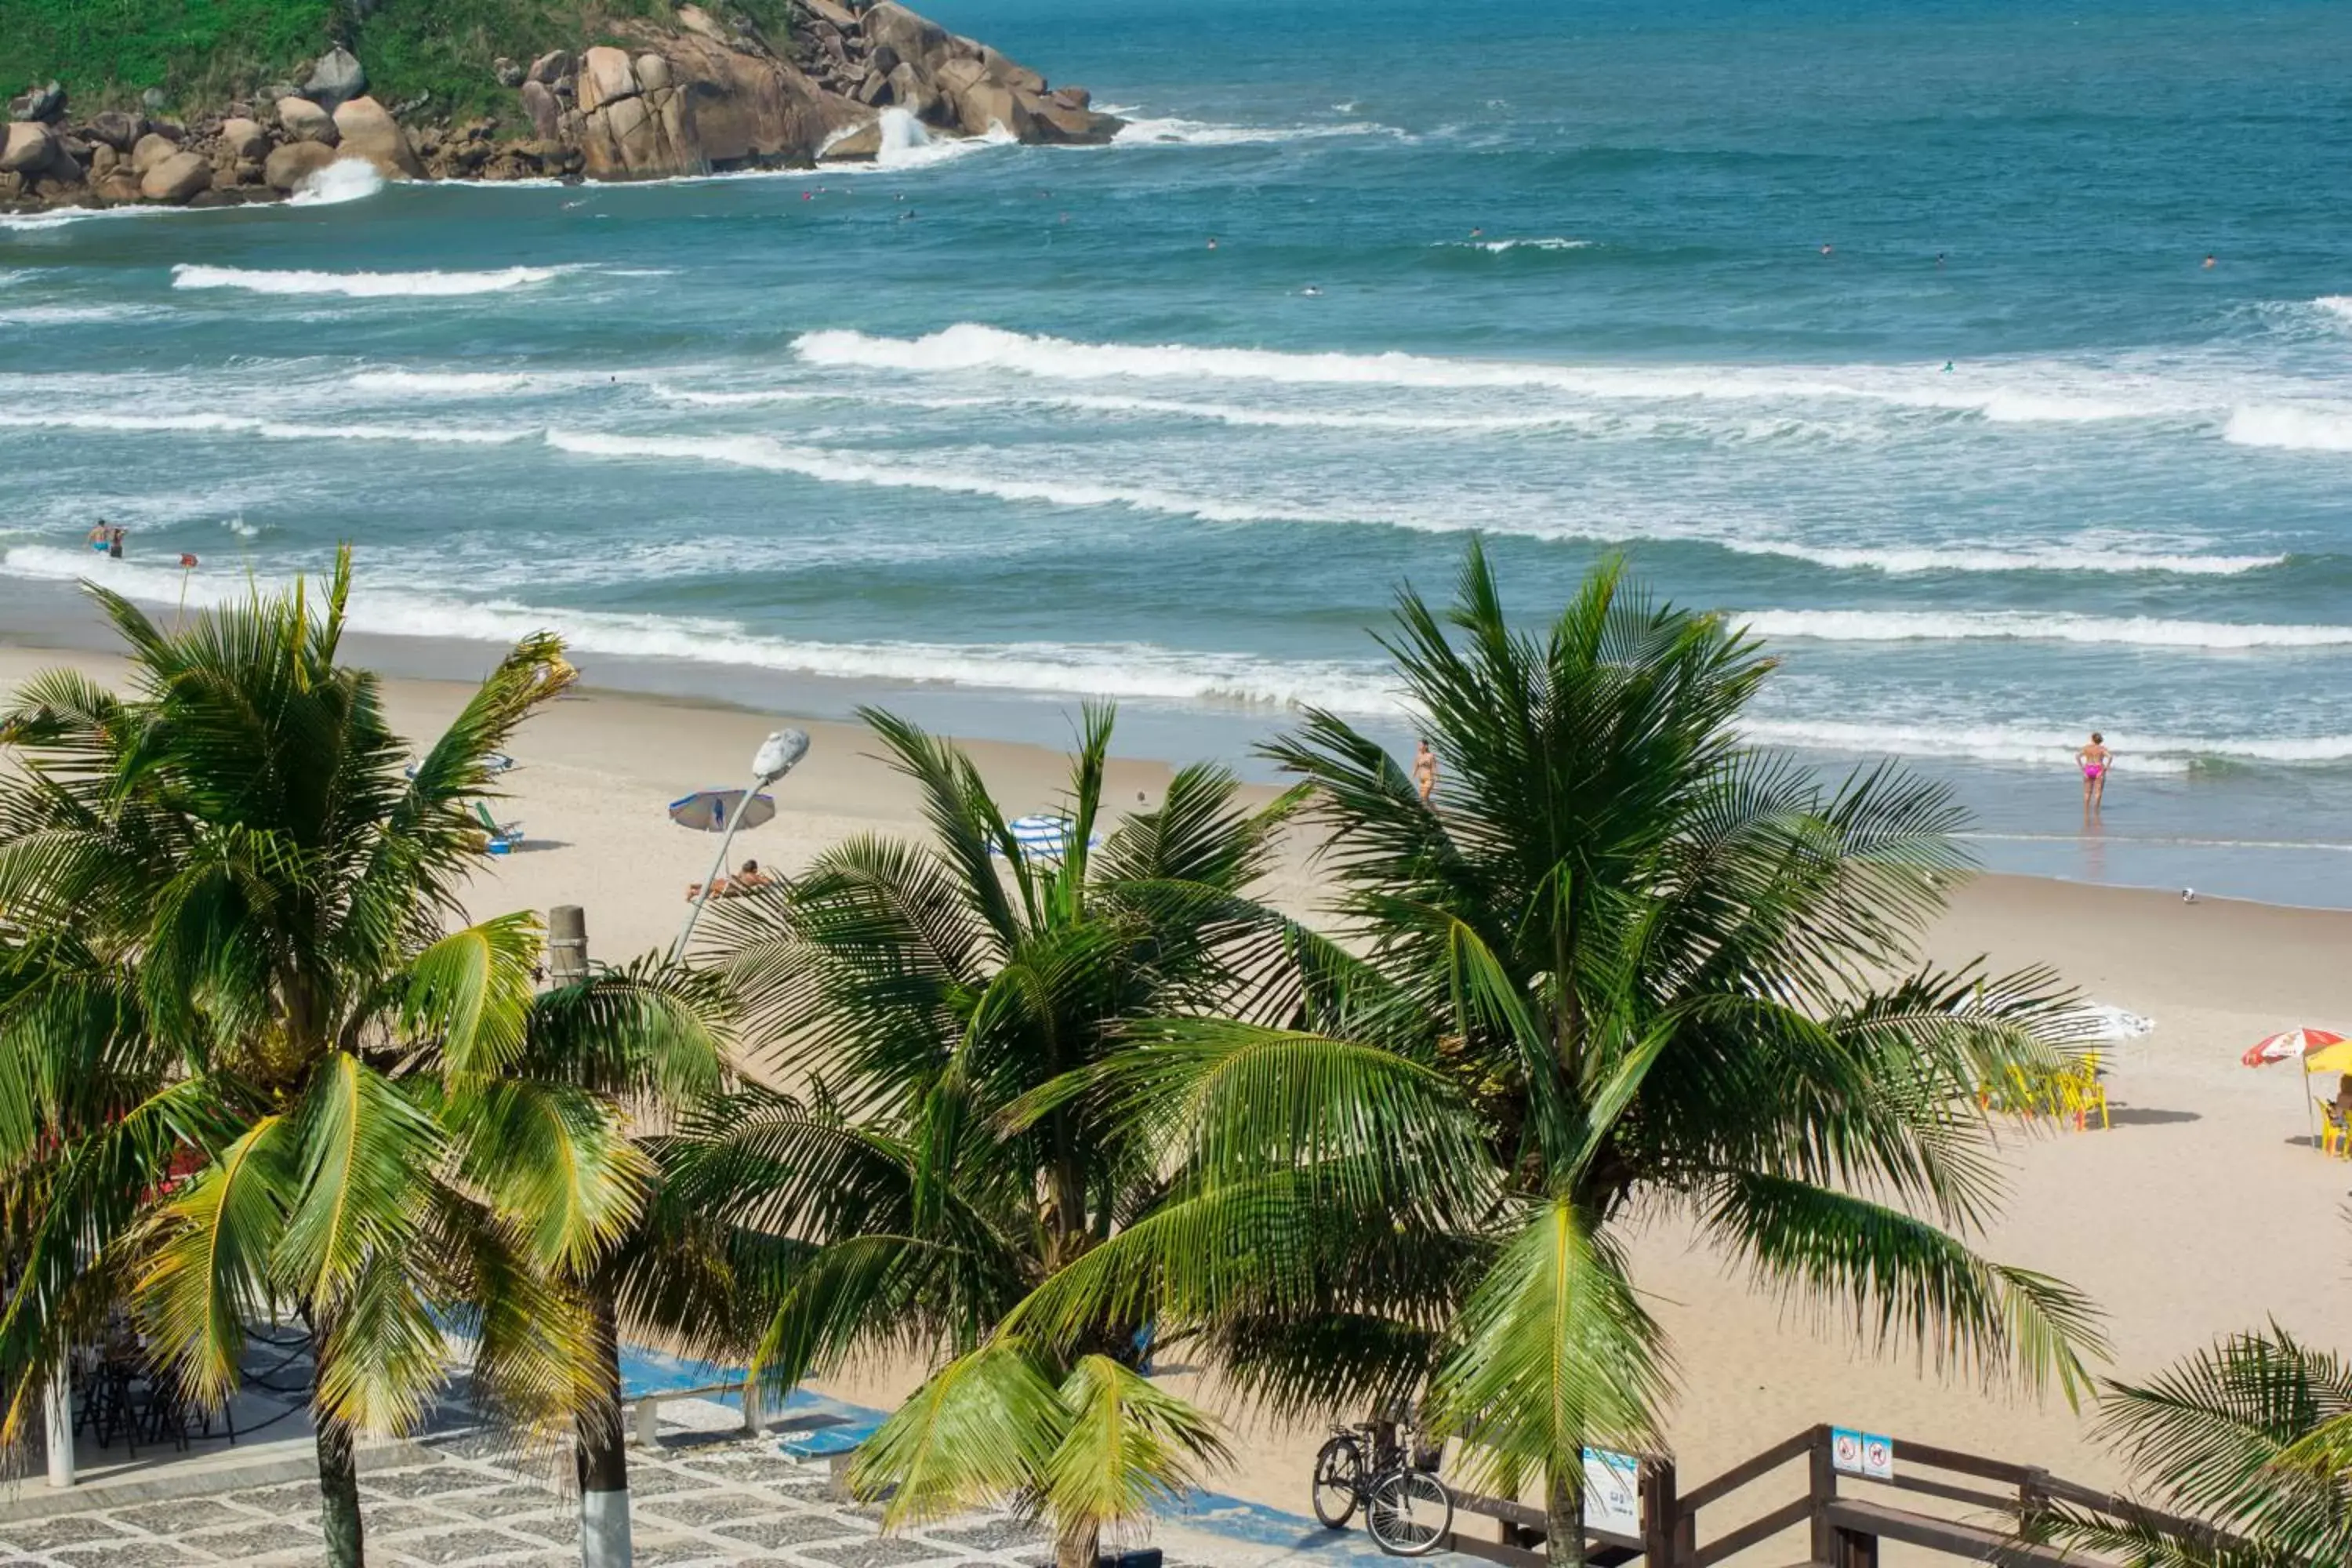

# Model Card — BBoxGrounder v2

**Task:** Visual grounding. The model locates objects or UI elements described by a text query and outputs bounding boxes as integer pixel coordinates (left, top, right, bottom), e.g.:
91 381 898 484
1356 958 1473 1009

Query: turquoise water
4 0 2350 902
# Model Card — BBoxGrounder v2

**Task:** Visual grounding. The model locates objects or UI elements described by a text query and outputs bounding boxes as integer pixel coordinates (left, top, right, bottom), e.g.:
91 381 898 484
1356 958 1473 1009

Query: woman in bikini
2075 731 2112 818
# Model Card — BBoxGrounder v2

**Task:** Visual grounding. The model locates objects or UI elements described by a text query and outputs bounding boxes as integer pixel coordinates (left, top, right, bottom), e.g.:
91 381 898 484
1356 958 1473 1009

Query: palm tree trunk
1544 1463 1585 1568
577 1294 633 1568
316 1413 367 1568
1053 1517 1099 1568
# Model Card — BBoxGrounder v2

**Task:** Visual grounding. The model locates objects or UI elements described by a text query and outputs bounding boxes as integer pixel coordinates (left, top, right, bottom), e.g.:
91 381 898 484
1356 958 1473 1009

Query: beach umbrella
669 789 776 833
2241 1028 2345 1067
996 813 1092 862
2303 1038 2352 1078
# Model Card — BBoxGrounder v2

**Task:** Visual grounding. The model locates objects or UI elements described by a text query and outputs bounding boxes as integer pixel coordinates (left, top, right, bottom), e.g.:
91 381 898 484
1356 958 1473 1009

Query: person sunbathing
687 858 773 901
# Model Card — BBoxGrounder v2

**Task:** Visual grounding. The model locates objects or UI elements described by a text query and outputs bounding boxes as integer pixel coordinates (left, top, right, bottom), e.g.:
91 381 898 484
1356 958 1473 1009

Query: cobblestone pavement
0 1434 1078 1568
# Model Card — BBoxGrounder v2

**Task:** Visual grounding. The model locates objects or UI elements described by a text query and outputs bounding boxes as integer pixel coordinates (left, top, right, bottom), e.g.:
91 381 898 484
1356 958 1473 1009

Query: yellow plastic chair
2065 1054 2109 1131
2318 1098 2350 1160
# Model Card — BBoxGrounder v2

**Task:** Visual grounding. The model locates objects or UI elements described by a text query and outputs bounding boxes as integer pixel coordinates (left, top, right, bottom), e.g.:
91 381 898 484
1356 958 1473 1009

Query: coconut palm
1004 546 2107 1565
0 554 721 1568
679 704 1293 1568
2038 1327 2352 1566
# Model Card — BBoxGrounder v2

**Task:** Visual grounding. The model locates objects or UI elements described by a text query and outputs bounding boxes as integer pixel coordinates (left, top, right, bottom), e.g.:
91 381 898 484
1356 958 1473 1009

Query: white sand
9 647 2346 1557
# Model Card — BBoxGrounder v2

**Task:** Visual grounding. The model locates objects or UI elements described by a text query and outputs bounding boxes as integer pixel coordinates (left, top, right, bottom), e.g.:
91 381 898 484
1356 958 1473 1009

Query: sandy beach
7 641 2346 1552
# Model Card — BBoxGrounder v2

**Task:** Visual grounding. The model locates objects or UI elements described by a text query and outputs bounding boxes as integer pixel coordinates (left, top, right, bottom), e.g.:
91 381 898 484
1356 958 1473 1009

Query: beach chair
2060 1051 2108 1131
470 800 523 855
2318 1098 2350 1160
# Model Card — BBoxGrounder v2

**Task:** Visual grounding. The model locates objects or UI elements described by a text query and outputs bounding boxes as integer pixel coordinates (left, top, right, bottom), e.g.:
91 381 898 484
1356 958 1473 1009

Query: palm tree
2039 1327 2352 1566
680 703 1293 1568
0 554 720 1568
1005 546 2107 1565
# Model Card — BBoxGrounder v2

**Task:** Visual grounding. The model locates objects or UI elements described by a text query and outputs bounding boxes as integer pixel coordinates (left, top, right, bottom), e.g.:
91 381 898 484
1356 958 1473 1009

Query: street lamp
673 727 810 959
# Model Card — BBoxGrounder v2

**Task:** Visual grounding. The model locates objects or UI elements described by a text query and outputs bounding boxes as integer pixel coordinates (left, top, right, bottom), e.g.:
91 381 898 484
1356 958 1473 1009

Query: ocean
3 0 2350 904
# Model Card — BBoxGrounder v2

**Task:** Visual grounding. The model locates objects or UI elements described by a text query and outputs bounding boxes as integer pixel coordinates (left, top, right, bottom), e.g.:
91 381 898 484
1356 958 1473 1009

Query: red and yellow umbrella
2242 1028 2346 1068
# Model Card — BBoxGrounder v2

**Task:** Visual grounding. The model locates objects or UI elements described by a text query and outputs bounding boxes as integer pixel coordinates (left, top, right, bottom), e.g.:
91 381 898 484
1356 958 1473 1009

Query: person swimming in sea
2075 731 2112 819
87 520 111 553
2202 253 2216 269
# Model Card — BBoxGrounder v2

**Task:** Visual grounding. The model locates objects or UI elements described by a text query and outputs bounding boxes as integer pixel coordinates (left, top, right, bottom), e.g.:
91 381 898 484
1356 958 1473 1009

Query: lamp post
673 728 808 960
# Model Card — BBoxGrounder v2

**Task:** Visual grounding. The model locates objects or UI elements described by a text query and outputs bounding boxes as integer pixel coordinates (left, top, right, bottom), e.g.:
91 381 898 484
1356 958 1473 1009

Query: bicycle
1309 1417 1455 1555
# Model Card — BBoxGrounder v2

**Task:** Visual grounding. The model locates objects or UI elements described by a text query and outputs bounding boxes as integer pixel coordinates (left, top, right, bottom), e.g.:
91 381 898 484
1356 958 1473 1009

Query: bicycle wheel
1311 1436 1364 1529
1365 1466 1453 1556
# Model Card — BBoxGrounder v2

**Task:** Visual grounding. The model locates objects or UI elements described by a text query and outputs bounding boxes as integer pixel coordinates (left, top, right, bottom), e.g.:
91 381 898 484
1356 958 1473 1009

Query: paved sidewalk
0 1429 1387 1568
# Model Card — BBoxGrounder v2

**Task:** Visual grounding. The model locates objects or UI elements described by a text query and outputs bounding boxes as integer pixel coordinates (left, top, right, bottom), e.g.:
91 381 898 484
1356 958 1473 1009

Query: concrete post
43 1351 73 1487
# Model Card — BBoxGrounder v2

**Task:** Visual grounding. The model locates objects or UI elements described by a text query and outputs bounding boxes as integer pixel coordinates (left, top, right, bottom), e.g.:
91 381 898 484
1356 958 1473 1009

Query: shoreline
9 636 2351 1525
6 568 2344 911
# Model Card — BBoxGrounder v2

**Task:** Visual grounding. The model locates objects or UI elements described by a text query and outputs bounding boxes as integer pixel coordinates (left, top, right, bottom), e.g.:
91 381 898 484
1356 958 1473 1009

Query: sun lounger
470 800 523 854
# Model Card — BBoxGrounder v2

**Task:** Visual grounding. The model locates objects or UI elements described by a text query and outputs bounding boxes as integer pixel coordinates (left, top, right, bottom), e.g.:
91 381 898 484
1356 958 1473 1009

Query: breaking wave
171 263 573 297
1738 608 2352 648
2223 403 2352 453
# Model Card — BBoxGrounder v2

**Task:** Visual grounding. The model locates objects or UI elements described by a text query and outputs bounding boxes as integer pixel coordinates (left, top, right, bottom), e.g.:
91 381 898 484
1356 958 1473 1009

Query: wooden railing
1431 1423 2226 1567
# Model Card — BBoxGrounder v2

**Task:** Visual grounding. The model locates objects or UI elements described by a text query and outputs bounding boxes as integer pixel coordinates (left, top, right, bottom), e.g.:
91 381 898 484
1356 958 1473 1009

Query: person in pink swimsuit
2075 731 2112 819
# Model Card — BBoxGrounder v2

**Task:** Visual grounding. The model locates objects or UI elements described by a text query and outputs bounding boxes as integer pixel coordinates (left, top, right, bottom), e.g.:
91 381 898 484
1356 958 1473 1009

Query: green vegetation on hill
0 0 793 124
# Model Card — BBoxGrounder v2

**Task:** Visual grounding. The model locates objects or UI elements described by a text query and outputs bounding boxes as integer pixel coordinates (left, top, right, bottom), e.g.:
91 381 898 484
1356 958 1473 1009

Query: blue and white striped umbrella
997 814 1093 861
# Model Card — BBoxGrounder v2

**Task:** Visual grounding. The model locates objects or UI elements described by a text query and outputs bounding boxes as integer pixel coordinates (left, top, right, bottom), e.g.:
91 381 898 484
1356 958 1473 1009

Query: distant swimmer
2202 253 2216 269
1470 227 1484 238
1935 252 1946 267
1206 236 1218 250
1820 242 1834 256
2075 731 2111 820
107 526 125 560
1942 361 1955 373
1301 285 1322 296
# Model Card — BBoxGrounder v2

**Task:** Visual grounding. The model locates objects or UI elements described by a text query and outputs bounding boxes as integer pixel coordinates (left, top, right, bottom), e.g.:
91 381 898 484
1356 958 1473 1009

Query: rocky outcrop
331 95 426 179
139 150 212 203
0 0 1122 214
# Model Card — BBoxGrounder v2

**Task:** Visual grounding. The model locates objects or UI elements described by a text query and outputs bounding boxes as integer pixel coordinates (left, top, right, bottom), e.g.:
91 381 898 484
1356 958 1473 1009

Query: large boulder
263 139 339 191
527 49 572 85
129 131 181 176
662 31 851 167
520 80 562 142
576 47 641 114
93 168 143 204
863 2 953 74
216 117 267 161
331 96 425 178
975 47 1045 96
277 96 338 144
954 76 1033 140
84 110 143 151
140 150 212 203
0 122 60 175
303 46 368 112
1025 96 1123 145
818 120 882 161
885 62 940 123
635 53 673 93
9 80 66 123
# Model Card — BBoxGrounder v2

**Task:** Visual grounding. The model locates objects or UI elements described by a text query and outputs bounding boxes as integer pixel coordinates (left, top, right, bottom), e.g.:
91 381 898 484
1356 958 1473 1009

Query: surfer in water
2076 731 2112 820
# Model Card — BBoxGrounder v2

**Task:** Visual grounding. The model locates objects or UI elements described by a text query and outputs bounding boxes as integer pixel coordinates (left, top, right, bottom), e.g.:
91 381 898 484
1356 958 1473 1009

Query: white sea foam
1738 609 2352 648
1719 539 2285 577
1738 717 2352 772
0 409 532 445
2223 403 2352 453
789 324 2193 426
289 160 385 206
0 544 1403 712
171 263 572 297
543 429 1338 524
2314 296 2352 324
0 304 164 326
1433 238 1594 253
346 369 568 396
1111 117 1399 146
